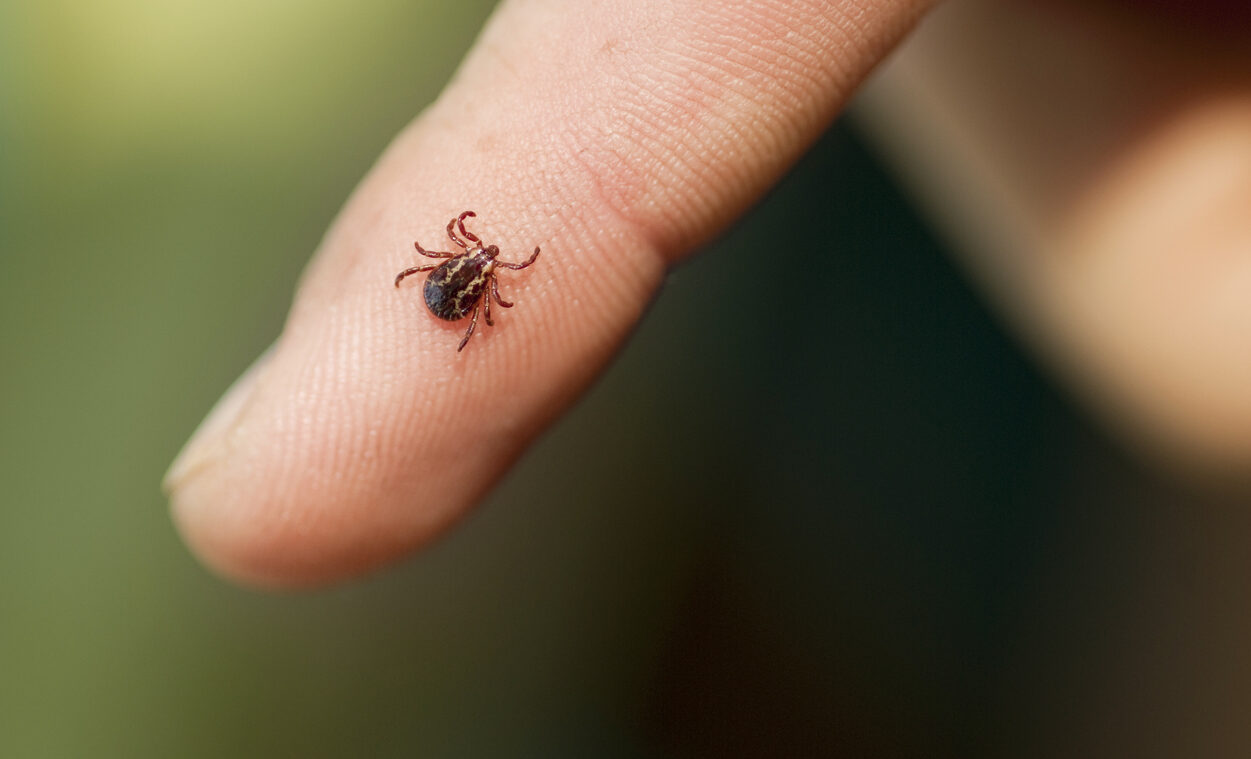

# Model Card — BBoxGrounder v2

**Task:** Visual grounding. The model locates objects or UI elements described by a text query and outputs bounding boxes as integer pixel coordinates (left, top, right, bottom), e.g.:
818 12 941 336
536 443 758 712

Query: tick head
481 244 500 260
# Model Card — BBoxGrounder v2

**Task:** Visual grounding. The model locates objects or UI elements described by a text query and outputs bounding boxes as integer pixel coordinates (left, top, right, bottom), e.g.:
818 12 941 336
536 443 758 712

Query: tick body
394 211 540 352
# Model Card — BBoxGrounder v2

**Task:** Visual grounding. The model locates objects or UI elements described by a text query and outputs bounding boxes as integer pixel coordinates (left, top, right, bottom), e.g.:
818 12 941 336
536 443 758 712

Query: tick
394 211 540 352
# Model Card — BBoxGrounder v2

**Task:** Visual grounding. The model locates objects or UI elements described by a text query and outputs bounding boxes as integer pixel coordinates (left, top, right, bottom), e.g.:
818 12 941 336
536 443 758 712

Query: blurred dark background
5 1 1251 757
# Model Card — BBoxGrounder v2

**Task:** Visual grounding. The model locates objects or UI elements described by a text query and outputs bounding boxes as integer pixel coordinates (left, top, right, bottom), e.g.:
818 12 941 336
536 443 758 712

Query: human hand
163 0 937 586
858 0 1251 476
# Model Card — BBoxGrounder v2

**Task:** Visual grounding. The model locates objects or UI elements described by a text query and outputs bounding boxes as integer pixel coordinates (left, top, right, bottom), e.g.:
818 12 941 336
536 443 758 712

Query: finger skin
166 0 936 587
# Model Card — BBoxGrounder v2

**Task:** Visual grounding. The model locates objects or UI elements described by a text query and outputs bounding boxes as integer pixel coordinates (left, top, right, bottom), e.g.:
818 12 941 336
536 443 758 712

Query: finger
857 0 1251 475
165 0 937 587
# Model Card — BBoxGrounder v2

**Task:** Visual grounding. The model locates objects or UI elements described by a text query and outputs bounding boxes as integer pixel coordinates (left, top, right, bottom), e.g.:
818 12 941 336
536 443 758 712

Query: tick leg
394 263 439 287
447 211 479 250
456 212 482 247
491 275 514 308
484 284 494 326
496 247 540 270
415 240 453 259
458 300 481 352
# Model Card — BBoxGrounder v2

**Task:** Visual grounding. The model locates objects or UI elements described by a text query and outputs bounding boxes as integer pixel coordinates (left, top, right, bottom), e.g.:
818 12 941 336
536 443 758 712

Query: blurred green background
6 1 1251 757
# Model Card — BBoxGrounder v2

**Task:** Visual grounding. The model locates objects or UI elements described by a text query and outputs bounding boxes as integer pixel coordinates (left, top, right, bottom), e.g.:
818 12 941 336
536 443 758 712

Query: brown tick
394 211 540 352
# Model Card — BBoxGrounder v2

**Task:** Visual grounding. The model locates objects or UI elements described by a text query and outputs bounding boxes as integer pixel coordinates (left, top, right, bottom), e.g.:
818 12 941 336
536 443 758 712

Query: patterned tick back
395 211 540 352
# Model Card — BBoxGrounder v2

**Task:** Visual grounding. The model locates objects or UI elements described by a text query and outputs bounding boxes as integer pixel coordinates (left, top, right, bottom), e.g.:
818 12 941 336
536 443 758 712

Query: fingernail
163 345 274 495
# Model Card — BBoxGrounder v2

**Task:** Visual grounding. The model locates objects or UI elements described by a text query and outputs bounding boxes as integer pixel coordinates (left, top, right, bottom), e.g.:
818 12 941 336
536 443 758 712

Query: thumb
164 0 936 587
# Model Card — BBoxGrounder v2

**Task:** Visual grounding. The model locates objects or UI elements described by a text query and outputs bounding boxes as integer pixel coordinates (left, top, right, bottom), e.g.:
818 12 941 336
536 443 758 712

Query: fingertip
171 476 410 589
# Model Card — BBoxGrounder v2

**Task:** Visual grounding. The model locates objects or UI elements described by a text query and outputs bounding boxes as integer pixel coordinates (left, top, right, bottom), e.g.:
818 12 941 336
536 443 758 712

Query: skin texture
164 0 937 586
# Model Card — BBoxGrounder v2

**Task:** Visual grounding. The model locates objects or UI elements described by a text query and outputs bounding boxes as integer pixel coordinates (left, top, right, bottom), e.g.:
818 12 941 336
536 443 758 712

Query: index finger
164 0 937 587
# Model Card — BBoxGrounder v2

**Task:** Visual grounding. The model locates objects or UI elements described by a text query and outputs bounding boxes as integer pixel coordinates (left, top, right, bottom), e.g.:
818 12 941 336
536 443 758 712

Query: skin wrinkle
618 113 707 231
576 3 845 250
566 88 723 251
535 32 682 240
561 123 672 258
